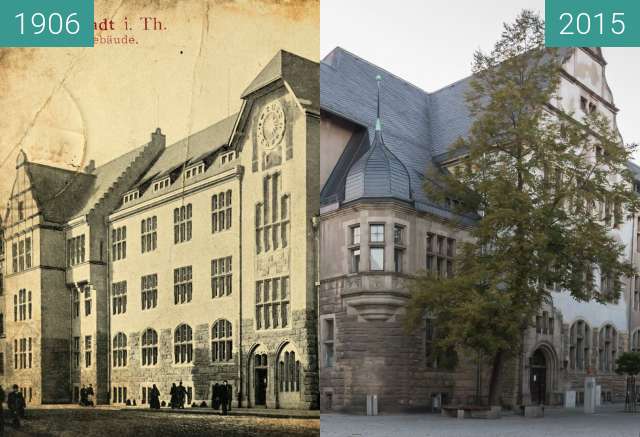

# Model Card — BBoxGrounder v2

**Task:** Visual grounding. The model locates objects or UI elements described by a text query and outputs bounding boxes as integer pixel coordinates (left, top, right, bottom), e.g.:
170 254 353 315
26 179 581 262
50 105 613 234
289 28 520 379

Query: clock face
257 102 286 150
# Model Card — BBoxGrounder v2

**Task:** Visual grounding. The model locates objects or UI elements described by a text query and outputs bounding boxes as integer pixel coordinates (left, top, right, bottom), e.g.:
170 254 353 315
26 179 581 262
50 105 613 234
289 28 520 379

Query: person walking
7 385 25 428
149 384 161 409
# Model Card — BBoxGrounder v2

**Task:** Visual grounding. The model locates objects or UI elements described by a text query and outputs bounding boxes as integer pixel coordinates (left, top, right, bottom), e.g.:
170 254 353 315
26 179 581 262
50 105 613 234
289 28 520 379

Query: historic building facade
1 50 320 409
319 47 640 412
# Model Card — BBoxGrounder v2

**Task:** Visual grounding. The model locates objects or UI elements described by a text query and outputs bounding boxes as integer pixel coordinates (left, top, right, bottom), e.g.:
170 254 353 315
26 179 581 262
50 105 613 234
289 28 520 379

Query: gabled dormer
122 189 140 205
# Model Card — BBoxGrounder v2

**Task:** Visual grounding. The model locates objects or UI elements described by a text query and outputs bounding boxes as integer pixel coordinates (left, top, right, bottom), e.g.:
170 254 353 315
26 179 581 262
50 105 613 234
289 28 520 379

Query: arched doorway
254 352 268 406
529 349 547 404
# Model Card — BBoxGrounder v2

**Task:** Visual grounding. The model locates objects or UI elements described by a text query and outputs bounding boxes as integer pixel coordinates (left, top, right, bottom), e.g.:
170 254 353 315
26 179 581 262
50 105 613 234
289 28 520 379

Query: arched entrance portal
529 349 547 404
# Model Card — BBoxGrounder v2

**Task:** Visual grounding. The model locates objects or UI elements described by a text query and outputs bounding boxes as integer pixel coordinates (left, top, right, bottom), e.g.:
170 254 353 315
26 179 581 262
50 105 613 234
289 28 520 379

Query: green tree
615 352 640 377
405 10 639 406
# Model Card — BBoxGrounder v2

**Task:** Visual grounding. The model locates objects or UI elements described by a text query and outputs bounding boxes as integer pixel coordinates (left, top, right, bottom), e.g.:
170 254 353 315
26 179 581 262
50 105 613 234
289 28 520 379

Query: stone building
319 47 640 412
1 50 320 409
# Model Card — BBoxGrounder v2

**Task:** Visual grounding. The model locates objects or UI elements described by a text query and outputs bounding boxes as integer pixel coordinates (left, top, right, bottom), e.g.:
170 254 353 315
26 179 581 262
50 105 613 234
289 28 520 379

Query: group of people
211 380 232 415
0 384 27 429
79 384 95 407
164 380 232 414
169 382 188 409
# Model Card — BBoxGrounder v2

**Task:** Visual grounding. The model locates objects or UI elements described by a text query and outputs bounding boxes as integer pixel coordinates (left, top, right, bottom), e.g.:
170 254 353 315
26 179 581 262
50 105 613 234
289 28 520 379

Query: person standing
169 383 177 409
0 385 5 434
220 380 230 415
177 381 186 409
87 385 95 407
149 384 160 410
79 385 87 406
7 385 25 428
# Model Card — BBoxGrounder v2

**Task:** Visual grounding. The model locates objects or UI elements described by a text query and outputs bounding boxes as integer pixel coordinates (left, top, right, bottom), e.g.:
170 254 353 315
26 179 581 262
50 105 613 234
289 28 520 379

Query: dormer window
184 162 205 180
122 190 139 205
220 152 235 165
153 177 170 192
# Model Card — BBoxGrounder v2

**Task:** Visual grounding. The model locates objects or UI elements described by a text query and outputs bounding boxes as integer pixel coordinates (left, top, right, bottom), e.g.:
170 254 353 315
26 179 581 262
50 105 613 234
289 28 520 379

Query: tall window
72 336 80 369
141 328 158 366
12 236 32 273
12 243 17 273
211 257 232 298
631 329 639 353
369 224 385 271
18 201 24 220
174 324 193 364
112 281 127 315
279 350 300 392
348 225 360 273
25 237 31 269
211 320 232 362
141 216 157 253
173 204 192 244
112 226 127 261
394 224 405 273
634 276 640 312
112 333 127 367
600 272 615 299
255 173 289 254
174 266 192 304
535 311 554 335
256 276 290 330
569 320 590 370
85 335 92 367
322 317 335 368
84 287 92 316
425 318 457 370
598 324 617 373
141 274 158 310
15 289 31 321
426 233 456 278
67 235 85 266
212 190 232 233
14 338 32 370
72 288 80 318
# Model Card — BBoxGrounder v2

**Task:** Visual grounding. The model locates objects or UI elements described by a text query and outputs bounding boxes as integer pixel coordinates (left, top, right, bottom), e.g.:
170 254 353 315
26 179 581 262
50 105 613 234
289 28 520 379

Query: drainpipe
106 220 112 405
237 166 244 408
629 213 635 352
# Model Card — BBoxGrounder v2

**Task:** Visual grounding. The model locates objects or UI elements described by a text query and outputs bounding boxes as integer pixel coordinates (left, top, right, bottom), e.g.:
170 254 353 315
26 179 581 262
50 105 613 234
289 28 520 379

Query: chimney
84 159 96 173
151 127 166 149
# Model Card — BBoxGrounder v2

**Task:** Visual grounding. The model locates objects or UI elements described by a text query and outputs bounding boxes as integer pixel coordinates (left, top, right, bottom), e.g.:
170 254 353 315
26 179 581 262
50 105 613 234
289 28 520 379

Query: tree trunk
488 349 506 406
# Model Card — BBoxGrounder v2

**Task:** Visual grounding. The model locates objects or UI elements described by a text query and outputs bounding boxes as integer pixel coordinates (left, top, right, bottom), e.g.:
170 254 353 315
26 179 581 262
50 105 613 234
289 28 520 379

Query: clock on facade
257 101 286 150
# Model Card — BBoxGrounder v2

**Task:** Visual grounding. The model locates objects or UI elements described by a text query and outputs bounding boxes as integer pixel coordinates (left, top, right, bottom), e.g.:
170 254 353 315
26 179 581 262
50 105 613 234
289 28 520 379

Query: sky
321 0 640 159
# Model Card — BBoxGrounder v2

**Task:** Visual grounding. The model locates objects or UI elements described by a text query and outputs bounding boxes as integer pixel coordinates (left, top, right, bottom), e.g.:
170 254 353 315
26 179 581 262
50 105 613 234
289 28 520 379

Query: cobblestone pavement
321 405 640 437
2 407 319 437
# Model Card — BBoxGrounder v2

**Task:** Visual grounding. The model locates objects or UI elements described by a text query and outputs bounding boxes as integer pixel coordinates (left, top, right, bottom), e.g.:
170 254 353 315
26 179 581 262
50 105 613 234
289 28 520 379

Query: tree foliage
615 352 640 376
405 10 639 405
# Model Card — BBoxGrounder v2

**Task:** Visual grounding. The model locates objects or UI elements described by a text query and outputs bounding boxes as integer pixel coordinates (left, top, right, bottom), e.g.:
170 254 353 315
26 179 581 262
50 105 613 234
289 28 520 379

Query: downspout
237 166 244 407
106 219 112 405
629 212 635 352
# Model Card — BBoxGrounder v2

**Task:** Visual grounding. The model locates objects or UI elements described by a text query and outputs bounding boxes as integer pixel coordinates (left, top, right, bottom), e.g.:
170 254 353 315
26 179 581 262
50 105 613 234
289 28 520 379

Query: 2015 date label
546 0 640 47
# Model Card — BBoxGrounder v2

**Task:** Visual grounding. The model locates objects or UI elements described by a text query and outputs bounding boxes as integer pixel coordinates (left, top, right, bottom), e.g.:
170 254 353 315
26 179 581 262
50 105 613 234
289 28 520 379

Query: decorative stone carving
341 273 409 322
257 250 290 278
257 101 286 151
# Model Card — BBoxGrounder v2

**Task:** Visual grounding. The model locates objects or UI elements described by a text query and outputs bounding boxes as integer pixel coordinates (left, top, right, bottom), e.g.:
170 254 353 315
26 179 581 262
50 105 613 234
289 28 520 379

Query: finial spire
375 75 382 132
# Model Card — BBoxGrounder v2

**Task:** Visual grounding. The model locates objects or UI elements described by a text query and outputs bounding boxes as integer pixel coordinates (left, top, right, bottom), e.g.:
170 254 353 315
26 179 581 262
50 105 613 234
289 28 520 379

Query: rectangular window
141 274 158 310
323 317 335 368
18 240 24 272
72 288 80 318
25 237 32 269
85 335 92 367
370 247 384 271
67 235 85 266
370 224 385 243
141 216 157 253
111 226 127 261
174 266 193 304
84 287 92 316
212 191 232 233
255 174 288 254
18 201 24 220
174 204 192 244
350 248 360 273
211 256 232 298
12 243 17 273
635 276 640 312
426 233 456 278
393 225 404 245
351 225 361 245
111 281 127 315
15 289 32 321
256 276 289 330
73 336 80 369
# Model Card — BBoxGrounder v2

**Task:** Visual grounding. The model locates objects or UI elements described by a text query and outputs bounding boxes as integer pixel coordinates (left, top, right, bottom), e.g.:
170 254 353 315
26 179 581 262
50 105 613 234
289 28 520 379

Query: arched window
174 324 193 364
141 328 158 366
598 324 617 372
569 320 591 370
211 320 232 362
279 348 300 393
631 329 640 353
112 333 127 367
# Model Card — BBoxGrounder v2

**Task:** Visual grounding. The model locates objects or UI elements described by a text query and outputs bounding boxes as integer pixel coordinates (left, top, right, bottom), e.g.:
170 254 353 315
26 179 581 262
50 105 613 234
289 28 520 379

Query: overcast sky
321 0 640 160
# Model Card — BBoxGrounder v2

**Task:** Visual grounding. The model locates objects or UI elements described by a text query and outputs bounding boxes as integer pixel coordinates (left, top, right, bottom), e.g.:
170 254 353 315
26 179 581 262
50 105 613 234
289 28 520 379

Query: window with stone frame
255 173 289 254
11 242 17 273
598 324 617 373
535 311 554 335
322 317 335 368
348 225 360 273
212 190 232 233
84 286 92 316
279 350 301 392
174 324 193 364
72 288 80 318
141 216 157 253
67 235 85 266
85 335 92 368
141 328 158 366
72 336 80 369
424 318 457 371
600 271 616 301
14 338 32 370
426 233 455 278
255 276 290 330
569 320 591 370
211 319 232 362
113 386 128 404
173 266 192 304
634 276 640 312
211 257 232 298
111 281 127 315
112 333 127 367
0 314 4 337
15 289 31 321
631 329 640 353
394 224 405 273
369 224 385 271
173 204 192 244
141 274 158 310
111 226 127 261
